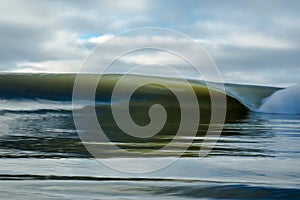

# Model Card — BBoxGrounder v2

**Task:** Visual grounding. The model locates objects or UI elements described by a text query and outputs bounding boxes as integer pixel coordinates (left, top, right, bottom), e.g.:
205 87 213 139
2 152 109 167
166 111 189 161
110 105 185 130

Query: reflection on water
0 108 299 199
0 111 89 158
0 110 299 159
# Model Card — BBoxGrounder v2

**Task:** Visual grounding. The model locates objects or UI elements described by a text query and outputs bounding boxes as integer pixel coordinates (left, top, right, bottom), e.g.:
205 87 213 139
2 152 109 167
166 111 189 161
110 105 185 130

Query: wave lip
257 85 300 115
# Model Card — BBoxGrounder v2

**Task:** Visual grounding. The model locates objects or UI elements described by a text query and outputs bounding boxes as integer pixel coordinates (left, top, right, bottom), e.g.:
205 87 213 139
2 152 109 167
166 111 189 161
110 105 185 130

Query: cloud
198 33 296 50
0 0 150 67
13 60 82 73
0 0 299 86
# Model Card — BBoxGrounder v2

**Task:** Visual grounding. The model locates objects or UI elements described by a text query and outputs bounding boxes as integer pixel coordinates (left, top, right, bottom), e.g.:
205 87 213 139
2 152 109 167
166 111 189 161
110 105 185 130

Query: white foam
0 99 109 112
0 99 74 111
257 84 300 115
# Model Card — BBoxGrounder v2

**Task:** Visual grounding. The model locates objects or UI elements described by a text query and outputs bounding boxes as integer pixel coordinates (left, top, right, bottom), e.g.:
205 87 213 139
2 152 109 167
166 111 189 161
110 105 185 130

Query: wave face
1 73 298 116
0 73 75 101
0 73 247 115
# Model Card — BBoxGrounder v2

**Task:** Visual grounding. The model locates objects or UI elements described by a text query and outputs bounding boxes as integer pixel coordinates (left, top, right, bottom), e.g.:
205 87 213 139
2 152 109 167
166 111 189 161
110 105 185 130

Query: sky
0 0 299 86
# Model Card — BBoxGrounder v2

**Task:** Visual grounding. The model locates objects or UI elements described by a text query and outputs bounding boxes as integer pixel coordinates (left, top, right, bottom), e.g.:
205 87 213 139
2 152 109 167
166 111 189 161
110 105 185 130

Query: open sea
0 74 299 199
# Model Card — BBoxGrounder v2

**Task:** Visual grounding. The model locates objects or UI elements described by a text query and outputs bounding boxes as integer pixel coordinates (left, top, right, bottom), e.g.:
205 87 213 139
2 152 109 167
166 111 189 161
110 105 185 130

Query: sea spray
257 84 300 115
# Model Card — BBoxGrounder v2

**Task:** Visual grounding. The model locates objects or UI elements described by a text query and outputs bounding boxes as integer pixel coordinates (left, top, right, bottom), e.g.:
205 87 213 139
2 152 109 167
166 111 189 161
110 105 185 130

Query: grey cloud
0 0 150 66
0 0 299 85
0 21 52 61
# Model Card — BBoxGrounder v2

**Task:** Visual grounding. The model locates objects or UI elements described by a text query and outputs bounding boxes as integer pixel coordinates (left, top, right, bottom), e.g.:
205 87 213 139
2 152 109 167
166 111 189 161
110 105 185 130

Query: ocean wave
1 73 297 115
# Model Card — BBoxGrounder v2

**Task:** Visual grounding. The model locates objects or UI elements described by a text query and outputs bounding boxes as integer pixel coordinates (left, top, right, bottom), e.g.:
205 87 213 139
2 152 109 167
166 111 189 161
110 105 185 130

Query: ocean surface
0 73 299 199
